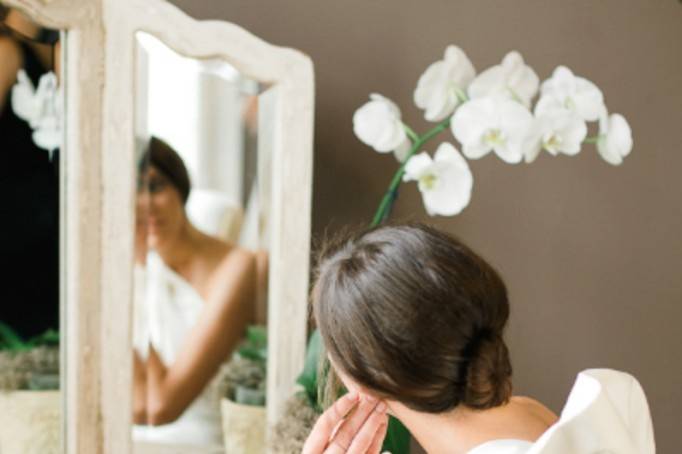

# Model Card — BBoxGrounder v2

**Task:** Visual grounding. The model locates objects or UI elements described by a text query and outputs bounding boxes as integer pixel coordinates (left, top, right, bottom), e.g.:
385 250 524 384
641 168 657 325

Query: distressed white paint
3 0 108 452
103 0 315 447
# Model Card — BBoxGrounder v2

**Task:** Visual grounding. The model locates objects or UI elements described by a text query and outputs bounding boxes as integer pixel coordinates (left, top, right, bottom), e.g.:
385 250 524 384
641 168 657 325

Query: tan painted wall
170 1 682 451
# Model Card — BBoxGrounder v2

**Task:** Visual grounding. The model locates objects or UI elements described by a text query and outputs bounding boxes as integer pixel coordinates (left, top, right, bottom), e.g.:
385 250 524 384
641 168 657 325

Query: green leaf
296 330 323 410
0 321 29 351
238 346 267 363
245 325 267 348
383 416 411 454
28 328 60 347
237 325 268 366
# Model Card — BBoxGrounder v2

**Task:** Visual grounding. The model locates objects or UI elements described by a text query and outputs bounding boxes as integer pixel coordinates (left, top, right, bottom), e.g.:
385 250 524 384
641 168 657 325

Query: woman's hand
303 391 389 454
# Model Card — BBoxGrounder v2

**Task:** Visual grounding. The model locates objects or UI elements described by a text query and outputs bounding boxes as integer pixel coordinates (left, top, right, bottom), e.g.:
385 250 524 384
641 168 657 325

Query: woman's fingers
345 402 388 454
302 393 390 454
302 391 359 454
329 395 381 451
366 416 389 454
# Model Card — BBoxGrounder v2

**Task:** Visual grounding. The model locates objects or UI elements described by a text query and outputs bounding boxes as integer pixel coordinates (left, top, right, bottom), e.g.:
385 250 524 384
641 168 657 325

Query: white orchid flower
32 114 62 157
11 70 62 154
353 93 408 153
451 97 533 164
403 142 473 216
468 51 539 107
597 112 632 165
393 139 412 162
535 66 605 122
523 113 587 163
11 70 42 127
414 45 476 122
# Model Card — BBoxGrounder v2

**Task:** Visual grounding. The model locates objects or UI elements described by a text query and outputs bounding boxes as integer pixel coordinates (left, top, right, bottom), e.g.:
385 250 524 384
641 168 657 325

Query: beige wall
171 1 681 451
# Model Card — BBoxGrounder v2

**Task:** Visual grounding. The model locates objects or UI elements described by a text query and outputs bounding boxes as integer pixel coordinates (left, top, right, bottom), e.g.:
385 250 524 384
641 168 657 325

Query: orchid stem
454 87 469 104
404 124 419 142
584 135 602 144
371 117 452 227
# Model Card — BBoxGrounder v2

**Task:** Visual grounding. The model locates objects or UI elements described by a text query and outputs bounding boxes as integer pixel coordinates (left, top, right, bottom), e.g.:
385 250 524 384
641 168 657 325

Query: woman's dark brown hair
313 223 512 413
138 136 191 204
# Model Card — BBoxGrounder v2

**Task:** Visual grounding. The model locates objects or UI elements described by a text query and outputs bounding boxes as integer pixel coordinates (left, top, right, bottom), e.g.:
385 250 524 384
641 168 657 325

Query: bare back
456 396 559 452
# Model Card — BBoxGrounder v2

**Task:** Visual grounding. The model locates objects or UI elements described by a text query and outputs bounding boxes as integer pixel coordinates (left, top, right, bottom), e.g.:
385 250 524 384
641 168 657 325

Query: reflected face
137 166 186 250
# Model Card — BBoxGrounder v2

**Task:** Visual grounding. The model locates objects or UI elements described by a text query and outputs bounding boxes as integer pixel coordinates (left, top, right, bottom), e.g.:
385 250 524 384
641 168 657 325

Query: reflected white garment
133 251 223 445
467 369 655 454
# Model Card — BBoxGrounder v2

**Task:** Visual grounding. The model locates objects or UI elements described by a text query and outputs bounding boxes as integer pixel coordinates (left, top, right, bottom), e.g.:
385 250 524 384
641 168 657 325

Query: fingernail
376 401 387 413
346 391 358 401
364 394 377 403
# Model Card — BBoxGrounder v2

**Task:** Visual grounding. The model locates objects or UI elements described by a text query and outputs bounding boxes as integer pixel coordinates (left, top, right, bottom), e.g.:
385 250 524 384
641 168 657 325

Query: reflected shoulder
0 37 23 81
210 245 256 278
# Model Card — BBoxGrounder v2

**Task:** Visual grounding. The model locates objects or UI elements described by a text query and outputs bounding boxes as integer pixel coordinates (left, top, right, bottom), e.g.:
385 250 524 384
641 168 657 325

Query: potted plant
220 325 267 454
0 322 61 454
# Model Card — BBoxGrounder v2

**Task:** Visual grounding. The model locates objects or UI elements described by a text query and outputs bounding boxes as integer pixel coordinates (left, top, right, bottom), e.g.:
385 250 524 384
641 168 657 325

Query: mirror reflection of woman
0 7 61 339
133 137 256 445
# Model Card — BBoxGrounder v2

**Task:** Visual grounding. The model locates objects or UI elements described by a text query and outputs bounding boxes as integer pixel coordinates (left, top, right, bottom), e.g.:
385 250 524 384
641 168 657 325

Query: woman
133 137 256 445
304 224 654 454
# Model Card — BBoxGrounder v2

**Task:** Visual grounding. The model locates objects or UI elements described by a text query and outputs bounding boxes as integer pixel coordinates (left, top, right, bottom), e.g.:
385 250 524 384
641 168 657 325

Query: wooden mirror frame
2 0 109 452
2 0 314 452
105 0 315 449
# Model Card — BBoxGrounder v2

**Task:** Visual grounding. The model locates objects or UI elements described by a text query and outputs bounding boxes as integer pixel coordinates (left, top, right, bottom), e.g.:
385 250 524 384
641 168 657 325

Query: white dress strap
467 439 533 454
132 251 223 445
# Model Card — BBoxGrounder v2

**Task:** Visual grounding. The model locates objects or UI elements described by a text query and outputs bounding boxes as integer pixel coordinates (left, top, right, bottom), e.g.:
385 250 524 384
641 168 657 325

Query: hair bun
461 331 512 410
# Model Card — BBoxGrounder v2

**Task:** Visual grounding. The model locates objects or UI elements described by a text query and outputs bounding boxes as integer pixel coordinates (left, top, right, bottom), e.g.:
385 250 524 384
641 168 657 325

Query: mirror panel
0 4 64 453
132 31 268 452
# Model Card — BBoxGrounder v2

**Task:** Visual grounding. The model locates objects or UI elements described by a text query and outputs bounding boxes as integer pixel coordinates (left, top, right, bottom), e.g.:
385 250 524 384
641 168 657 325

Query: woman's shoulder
511 396 559 426
189 233 254 287
217 245 256 272
200 236 255 279
0 37 23 83
0 36 21 56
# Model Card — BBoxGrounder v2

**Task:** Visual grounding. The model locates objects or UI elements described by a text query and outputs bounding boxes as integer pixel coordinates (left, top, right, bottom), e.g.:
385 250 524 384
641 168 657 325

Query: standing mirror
0 0 314 452
100 1 314 452
132 31 270 452
0 4 64 453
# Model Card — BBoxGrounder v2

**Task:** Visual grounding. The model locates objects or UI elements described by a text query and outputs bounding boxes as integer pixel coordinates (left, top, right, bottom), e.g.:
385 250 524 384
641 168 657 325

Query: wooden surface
2 0 109 453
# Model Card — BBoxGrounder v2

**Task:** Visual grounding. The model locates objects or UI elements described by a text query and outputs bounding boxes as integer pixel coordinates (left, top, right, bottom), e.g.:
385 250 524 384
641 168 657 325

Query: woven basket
220 397 266 454
0 391 61 454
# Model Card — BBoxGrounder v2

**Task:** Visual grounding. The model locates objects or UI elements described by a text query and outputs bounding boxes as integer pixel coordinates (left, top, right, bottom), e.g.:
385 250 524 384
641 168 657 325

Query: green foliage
238 325 267 365
296 329 323 411
222 325 268 405
0 321 59 351
384 416 411 454
0 321 25 350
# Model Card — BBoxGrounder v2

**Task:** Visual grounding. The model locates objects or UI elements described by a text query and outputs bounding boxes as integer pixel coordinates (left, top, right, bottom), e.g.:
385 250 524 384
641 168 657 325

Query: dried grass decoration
0 322 59 391
269 393 321 454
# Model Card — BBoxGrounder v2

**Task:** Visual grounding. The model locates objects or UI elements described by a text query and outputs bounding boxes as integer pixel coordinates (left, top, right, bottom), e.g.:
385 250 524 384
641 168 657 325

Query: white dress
467 440 533 454
132 251 224 445
466 369 655 454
